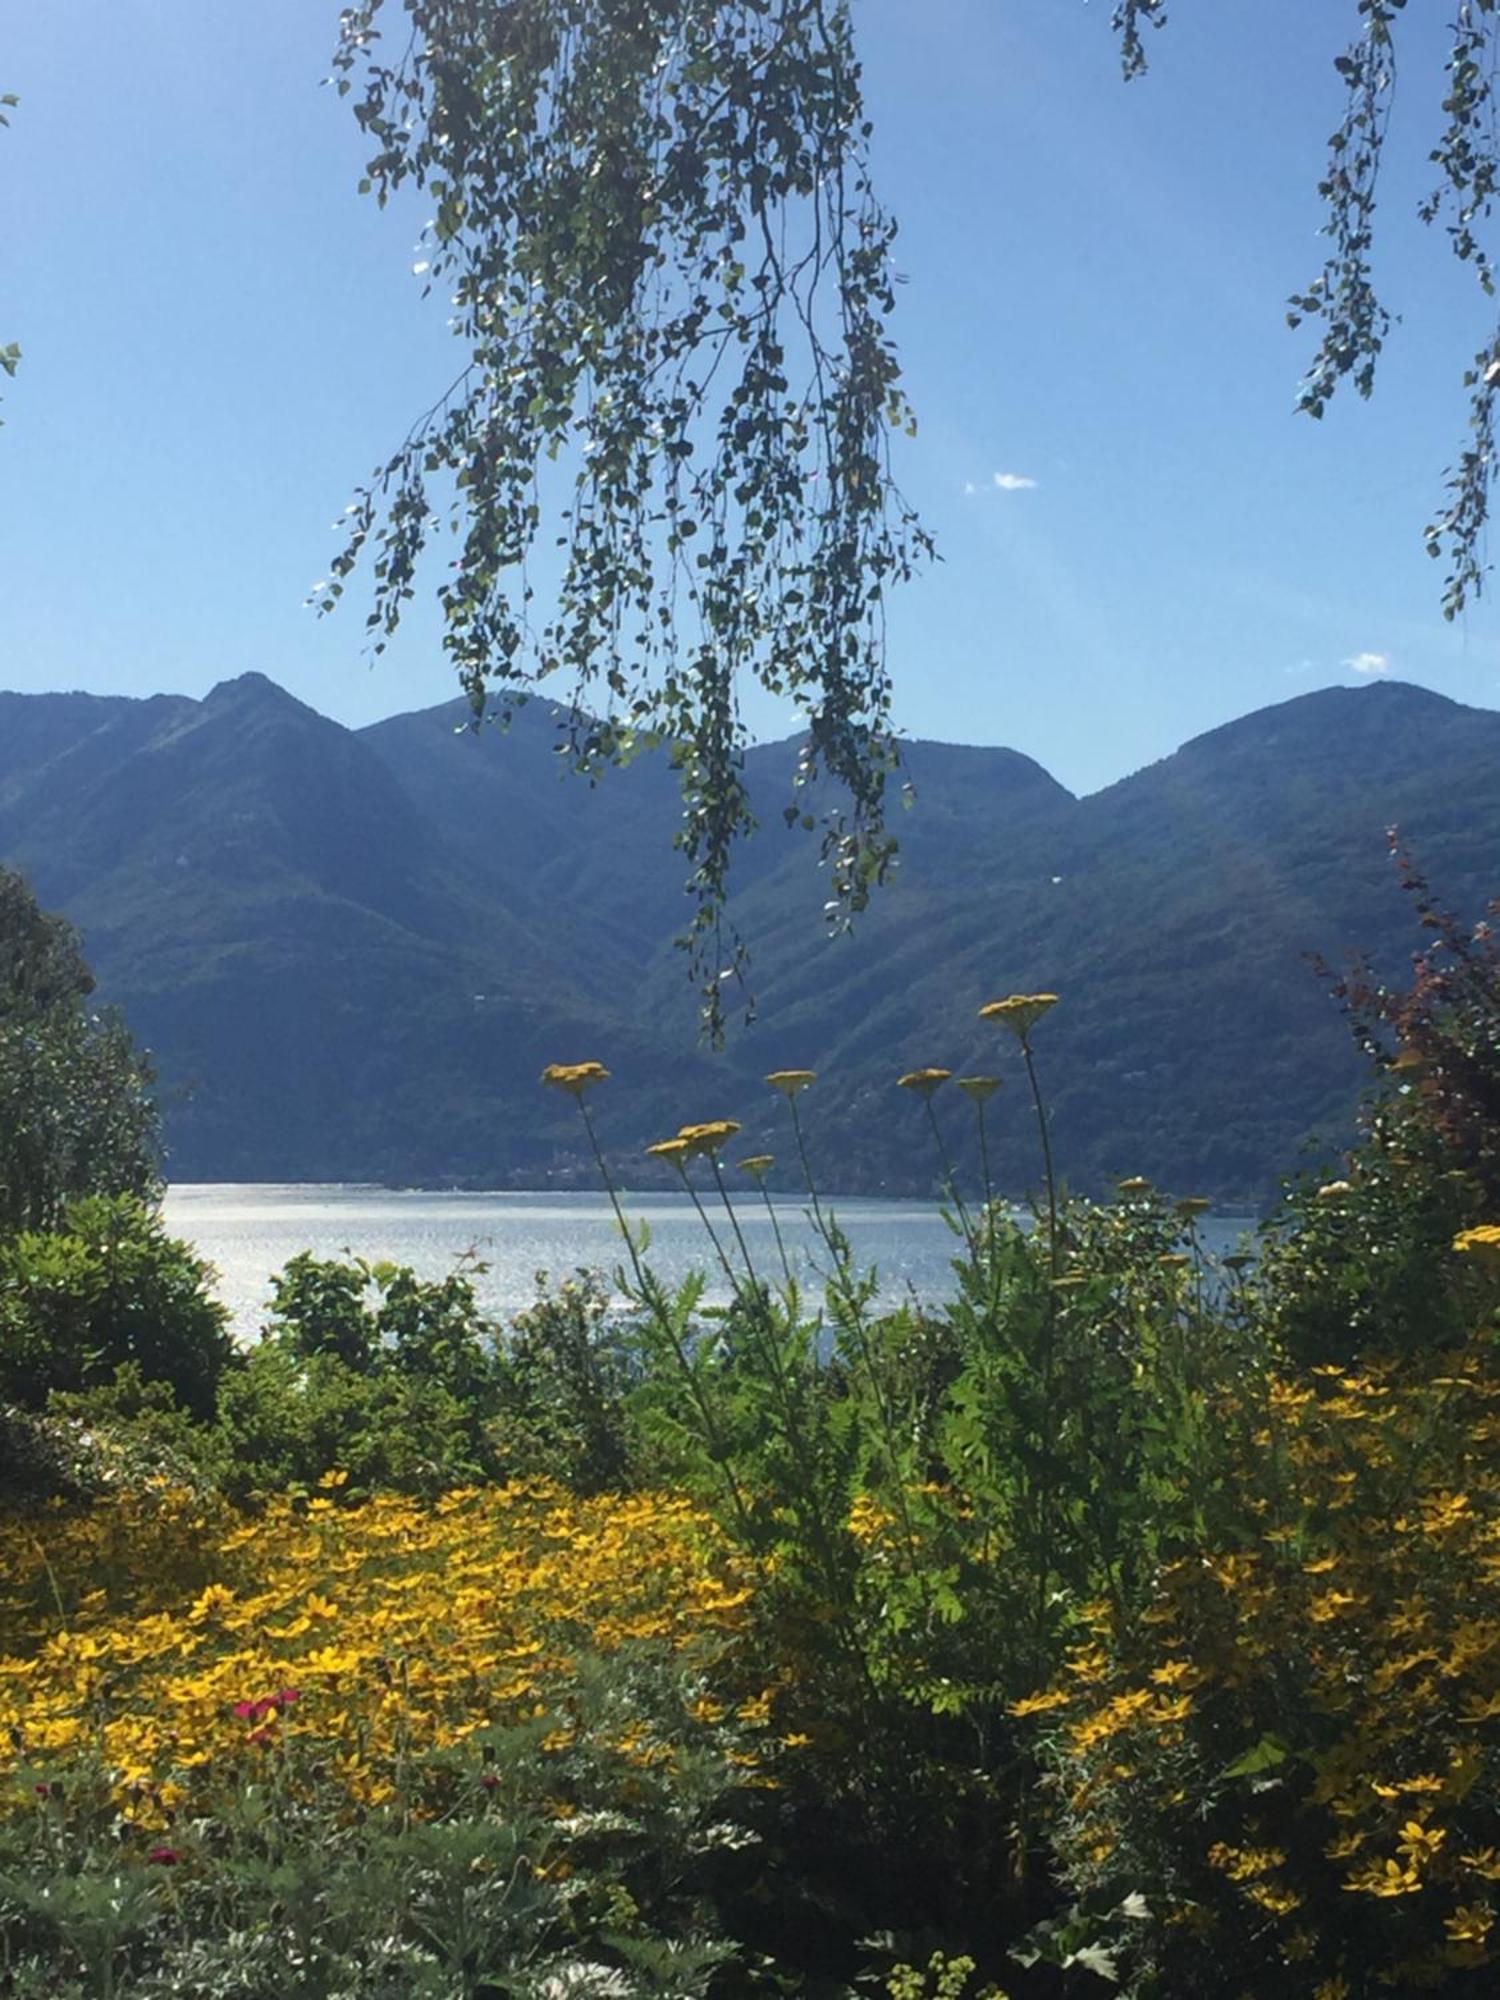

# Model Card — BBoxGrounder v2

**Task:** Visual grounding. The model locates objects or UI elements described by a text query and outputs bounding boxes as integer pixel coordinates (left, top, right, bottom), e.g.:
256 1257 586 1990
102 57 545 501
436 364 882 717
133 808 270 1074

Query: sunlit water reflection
162 1184 1256 1342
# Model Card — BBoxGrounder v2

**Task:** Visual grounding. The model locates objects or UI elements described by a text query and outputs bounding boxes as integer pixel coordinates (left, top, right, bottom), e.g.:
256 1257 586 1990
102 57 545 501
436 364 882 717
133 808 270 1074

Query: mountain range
2 672 1495 1206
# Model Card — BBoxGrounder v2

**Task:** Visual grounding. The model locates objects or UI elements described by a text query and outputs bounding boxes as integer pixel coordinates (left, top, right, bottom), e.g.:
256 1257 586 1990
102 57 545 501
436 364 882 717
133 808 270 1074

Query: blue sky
4 0 1498 794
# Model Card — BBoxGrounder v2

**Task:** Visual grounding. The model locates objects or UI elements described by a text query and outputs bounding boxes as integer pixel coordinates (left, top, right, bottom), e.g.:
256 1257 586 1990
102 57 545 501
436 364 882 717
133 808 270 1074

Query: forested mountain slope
2 674 1493 1202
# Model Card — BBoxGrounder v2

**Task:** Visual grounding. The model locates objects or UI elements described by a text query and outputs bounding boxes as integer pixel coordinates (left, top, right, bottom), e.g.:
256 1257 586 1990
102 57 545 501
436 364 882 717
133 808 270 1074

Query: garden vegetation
3 860 1500 1995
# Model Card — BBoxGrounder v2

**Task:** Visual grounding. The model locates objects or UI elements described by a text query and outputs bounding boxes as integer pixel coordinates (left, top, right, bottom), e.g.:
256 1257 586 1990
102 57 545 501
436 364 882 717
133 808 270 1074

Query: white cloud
1344 650 1391 676
993 471 1037 491
962 480 978 497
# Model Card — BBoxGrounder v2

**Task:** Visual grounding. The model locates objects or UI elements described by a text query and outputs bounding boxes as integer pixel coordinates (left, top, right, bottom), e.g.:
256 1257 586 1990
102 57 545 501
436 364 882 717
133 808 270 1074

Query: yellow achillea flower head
897 1068 952 1098
956 1075 1001 1103
1117 1175 1153 1196
1316 1180 1354 1202
1175 1196 1212 1217
676 1120 742 1158
979 993 1058 1039
645 1138 693 1165
541 1061 611 1096
1454 1224 1500 1260
738 1155 775 1177
1391 1046 1427 1073
765 1069 816 1097
1157 1252 1191 1270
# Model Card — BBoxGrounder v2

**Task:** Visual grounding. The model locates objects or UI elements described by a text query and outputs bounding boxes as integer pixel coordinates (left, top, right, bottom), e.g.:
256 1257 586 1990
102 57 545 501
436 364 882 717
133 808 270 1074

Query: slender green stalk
782 1090 934 1625
1021 1038 1058 1282
922 1095 978 1256
976 1099 995 1236
785 1086 861 1340
575 1096 754 1538
788 1092 831 1245
705 1161 863 1632
678 1163 743 1298
709 1157 762 1295
757 1178 796 1289
1020 1033 1061 1672
974 1096 1007 1317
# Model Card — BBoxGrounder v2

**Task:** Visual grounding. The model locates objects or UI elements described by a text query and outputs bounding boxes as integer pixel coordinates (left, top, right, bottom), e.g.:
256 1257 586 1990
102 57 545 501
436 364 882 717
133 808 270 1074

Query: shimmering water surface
163 1185 1257 1341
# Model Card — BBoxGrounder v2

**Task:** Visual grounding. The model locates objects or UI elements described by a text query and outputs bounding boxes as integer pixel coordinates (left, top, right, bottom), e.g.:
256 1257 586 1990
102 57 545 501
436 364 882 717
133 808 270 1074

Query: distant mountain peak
202 670 311 715
1204 677 1461 736
1144 679 1473 776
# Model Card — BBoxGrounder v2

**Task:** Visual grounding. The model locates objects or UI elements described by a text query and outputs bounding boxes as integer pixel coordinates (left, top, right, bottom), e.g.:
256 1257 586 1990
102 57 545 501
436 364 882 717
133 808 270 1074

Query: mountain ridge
2 674 1494 1204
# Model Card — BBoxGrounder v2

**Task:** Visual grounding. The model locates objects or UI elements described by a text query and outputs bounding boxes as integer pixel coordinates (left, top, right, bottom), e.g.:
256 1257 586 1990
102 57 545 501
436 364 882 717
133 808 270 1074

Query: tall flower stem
787 1088 861 1333
788 1093 832 1250
1021 1037 1058 1283
783 1091 932 1626
922 1097 978 1257
706 1161 861 1629
1020 1033 1061 1673
757 1180 796 1289
710 1158 762 1296
575 1096 754 1539
678 1165 743 1299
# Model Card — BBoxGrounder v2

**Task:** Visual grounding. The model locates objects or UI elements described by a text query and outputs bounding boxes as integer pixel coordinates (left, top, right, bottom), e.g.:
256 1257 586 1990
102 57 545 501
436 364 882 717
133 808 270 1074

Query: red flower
146 1845 180 1865
232 1688 301 1724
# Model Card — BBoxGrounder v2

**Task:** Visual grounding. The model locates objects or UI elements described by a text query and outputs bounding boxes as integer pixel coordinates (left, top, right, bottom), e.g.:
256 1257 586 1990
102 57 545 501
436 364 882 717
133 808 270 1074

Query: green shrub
206 1251 522 1498
0 1195 230 1417
265 1251 502 1398
1253 1127 1478 1367
499 1269 639 1491
213 1340 503 1500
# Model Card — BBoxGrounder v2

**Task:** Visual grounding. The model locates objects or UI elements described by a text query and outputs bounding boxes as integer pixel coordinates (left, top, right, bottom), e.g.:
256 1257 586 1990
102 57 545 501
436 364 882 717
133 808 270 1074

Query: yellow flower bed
1032 1336 1500 1991
0 1480 755 1821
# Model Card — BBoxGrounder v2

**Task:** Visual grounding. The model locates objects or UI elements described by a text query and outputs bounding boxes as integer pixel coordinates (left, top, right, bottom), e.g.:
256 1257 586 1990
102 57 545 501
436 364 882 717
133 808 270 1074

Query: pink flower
232 1688 301 1724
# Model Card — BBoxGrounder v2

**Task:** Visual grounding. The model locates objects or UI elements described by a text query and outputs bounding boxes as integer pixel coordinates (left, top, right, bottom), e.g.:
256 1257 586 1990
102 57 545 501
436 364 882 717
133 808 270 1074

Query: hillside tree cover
326 0 1500 1024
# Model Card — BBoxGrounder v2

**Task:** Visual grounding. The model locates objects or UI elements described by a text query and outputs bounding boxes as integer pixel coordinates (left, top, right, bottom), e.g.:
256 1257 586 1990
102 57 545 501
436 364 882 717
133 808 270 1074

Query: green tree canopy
328 1 1500 1024
327 0 929 1026
0 867 160 1234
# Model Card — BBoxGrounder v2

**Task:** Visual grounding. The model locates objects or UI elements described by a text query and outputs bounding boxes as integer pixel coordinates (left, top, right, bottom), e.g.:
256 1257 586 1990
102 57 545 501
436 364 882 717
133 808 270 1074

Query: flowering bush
1022 1327 1500 1996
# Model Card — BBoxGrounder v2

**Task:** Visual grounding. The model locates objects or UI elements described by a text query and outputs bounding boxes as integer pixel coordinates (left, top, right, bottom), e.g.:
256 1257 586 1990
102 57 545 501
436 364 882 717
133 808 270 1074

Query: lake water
163 1184 1258 1341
